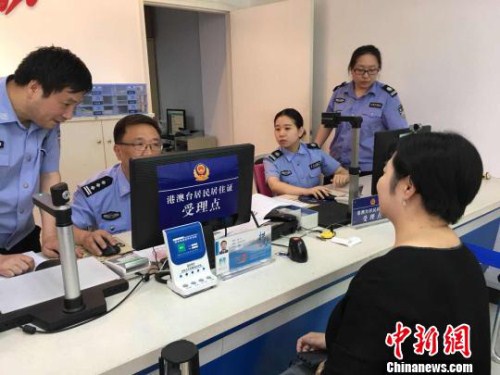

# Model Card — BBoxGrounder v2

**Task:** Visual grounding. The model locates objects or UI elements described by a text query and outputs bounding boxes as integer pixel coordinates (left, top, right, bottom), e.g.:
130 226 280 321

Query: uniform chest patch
309 161 321 170
101 211 121 221
334 98 346 104
369 102 383 109
280 170 292 176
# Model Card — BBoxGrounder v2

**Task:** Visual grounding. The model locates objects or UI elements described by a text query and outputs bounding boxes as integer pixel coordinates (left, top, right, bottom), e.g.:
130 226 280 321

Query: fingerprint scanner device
162 222 217 297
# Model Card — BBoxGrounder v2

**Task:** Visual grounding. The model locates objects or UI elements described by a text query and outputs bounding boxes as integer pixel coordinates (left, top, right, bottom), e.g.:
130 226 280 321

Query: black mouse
100 241 121 256
288 237 308 263
298 194 336 204
35 258 61 271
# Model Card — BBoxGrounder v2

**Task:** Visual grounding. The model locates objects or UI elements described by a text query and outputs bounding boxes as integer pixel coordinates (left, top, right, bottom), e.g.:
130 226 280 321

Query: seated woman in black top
291 132 490 374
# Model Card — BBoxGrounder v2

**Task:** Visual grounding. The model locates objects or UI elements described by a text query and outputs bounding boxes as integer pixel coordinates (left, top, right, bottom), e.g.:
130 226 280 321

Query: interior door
230 0 313 156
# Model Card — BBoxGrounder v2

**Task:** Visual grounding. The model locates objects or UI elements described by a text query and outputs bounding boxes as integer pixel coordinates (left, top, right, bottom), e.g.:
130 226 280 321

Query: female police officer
264 108 349 199
314 45 408 174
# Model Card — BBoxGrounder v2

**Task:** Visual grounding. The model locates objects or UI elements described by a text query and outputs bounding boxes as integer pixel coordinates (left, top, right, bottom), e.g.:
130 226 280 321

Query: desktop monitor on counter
129 144 255 254
371 125 431 195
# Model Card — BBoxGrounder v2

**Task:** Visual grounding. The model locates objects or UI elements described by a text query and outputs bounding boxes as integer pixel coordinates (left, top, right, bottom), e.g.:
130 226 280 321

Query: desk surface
0 179 499 374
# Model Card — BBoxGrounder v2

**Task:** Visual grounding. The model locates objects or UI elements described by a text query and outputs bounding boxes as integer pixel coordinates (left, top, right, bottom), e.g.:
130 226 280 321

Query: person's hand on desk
0 254 35 277
41 233 60 258
307 186 333 199
74 227 117 257
331 167 349 188
296 331 326 352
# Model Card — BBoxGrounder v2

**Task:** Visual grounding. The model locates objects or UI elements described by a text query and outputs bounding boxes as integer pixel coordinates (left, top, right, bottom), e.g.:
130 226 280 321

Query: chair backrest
253 163 273 197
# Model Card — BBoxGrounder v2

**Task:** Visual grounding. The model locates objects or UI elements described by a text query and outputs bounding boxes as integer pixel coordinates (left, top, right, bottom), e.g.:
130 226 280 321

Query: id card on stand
215 226 272 279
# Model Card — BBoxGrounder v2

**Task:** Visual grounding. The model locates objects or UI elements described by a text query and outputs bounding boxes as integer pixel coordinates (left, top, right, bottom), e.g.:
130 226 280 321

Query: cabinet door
101 118 120 168
230 0 313 155
60 121 106 194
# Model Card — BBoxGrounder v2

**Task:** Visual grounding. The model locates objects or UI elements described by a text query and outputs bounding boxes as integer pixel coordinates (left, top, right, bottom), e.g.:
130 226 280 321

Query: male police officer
72 114 162 255
0 46 92 277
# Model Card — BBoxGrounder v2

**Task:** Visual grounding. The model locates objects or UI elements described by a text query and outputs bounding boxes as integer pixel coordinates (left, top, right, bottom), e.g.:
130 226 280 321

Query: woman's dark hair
274 108 304 128
391 132 483 224
348 45 382 72
14 46 92 96
114 114 162 143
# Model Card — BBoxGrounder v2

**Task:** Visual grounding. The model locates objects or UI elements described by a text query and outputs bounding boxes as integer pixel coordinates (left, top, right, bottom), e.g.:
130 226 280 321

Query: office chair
253 156 273 197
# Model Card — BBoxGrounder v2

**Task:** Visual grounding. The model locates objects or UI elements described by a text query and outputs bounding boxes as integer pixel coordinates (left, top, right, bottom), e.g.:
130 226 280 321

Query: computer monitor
166 108 186 135
371 125 431 195
129 144 255 253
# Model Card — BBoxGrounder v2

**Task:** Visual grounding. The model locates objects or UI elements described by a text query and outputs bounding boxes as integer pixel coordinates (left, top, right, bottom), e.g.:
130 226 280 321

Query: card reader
163 222 217 297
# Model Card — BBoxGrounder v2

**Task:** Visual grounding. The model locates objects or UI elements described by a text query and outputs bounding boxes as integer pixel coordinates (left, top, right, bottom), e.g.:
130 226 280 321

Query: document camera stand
0 183 128 333
321 113 363 215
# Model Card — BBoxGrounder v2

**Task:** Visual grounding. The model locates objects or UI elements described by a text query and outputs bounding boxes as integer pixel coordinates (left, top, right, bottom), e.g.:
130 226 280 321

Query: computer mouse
288 237 308 263
298 194 336 204
35 258 61 271
100 241 121 257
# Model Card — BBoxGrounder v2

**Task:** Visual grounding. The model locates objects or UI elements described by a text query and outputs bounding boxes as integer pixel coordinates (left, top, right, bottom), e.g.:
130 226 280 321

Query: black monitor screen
130 144 255 251
166 109 186 135
371 126 431 195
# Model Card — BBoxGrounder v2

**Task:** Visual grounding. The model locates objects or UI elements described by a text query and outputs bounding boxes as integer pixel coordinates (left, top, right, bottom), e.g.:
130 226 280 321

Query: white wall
0 0 149 88
313 0 500 176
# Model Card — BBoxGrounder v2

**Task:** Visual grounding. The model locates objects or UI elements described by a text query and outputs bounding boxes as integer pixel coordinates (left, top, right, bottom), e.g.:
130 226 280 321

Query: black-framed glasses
352 68 379 76
116 141 163 152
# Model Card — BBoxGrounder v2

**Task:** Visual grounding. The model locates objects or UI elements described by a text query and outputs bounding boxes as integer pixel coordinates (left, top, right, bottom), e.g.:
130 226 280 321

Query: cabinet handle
97 139 102 144
107 139 112 144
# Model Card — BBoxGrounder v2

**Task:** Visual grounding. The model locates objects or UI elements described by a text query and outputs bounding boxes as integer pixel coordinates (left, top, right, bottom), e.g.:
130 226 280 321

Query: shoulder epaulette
80 176 113 198
306 143 320 150
333 81 348 92
268 150 283 162
382 84 398 97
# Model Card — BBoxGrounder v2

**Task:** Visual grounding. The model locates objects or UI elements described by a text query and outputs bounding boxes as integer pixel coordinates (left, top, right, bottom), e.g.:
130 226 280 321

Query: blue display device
165 223 206 265
162 222 217 297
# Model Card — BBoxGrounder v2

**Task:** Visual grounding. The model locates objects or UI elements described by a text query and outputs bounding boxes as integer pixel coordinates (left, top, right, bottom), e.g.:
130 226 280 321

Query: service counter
0 179 498 374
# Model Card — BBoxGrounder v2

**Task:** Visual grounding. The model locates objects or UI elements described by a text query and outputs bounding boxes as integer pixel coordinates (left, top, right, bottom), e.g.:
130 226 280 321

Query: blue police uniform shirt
72 163 131 235
326 80 408 171
0 76 60 250
263 142 341 188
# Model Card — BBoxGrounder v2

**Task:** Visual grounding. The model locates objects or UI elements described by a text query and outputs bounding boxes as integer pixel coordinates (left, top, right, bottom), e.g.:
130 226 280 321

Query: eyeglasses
352 68 380 76
117 141 163 152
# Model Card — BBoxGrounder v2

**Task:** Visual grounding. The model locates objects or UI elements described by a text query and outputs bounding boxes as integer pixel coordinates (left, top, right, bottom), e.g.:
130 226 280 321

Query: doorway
144 5 232 145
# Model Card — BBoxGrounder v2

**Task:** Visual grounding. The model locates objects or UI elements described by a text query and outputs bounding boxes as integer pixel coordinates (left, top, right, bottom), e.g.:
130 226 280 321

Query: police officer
72 114 162 255
264 108 349 199
0 46 92 277
314 45 408 173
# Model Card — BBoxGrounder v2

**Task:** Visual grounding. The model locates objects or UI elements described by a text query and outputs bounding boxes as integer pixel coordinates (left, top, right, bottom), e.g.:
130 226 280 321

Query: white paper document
0 257 120 314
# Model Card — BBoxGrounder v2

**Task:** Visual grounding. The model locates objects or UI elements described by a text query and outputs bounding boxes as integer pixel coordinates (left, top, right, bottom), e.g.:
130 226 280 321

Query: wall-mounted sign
1 0 37 16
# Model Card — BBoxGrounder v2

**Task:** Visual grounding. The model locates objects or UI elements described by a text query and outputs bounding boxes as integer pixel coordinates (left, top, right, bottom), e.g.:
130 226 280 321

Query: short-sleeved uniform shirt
72 163 131 235
0 76 60 250
326 80 408 171
263 142 341 188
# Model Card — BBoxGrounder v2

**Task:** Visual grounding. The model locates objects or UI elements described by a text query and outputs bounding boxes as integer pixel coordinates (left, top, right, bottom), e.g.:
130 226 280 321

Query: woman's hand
296 332 327 352
332 173 349 188
307 186 331 199
331 167 350 188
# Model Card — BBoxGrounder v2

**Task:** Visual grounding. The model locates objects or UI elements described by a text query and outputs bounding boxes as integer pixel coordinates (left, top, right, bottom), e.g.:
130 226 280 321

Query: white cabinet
59 116 121 194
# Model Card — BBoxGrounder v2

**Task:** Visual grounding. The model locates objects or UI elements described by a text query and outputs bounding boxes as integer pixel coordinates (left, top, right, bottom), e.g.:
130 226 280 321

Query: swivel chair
253 156 273 197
